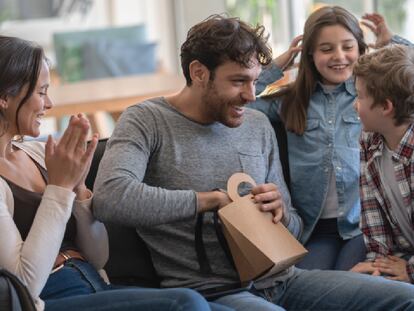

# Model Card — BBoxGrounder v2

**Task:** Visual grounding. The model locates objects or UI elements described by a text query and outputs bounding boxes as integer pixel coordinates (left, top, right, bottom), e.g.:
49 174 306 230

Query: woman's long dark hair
276 6 367 135
0 36 44 136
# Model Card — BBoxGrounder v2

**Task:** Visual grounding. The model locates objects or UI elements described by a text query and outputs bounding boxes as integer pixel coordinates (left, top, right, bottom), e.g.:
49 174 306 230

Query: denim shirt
391 35 413 46
249 65 361 243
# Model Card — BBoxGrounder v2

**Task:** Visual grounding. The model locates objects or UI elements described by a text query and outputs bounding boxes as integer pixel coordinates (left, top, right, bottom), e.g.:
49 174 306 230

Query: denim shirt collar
315 77 356 96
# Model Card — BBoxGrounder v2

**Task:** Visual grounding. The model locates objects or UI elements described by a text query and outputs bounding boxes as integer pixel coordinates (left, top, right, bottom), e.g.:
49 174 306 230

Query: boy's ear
382 99 394 117
0 97 8 110
189 60 210 87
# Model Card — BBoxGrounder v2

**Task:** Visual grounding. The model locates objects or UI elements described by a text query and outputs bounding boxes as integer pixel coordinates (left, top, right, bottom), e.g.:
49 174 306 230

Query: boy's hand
252 183 285 224
361 13 393 48
350 261 381 276
373 256 410 283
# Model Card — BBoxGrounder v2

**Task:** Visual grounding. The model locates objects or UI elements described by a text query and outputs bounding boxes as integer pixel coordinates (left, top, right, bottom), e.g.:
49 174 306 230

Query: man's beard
202 82 247 128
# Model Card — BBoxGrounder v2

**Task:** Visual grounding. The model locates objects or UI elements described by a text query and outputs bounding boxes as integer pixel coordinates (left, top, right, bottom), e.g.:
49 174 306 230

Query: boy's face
201 58 261 128
354 77 383 132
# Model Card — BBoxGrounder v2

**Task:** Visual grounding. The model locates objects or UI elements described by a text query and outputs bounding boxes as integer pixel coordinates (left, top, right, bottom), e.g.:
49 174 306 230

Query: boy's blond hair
353 44 414 125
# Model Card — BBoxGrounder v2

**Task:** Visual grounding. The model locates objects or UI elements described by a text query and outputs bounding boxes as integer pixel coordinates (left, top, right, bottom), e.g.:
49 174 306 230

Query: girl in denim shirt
251 6 369 271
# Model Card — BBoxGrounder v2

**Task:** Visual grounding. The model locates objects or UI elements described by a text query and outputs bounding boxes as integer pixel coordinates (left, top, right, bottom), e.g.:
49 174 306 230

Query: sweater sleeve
73 190 109 270
93 104 197 228
0 182 75 298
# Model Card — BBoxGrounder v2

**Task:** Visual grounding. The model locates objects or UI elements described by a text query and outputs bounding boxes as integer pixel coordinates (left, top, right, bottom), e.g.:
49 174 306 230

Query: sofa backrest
271 120 291 190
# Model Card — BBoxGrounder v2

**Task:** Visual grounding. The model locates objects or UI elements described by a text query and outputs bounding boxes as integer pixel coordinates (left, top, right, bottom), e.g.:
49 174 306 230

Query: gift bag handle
227 172 257 201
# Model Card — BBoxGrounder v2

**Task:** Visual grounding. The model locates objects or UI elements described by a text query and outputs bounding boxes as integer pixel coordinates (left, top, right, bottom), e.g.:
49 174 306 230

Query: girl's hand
45 115 97 191
361 13 393 48
274 34 303 71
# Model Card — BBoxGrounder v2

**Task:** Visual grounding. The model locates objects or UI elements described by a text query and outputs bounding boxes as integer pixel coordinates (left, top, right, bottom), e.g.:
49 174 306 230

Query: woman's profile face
7 60 53 137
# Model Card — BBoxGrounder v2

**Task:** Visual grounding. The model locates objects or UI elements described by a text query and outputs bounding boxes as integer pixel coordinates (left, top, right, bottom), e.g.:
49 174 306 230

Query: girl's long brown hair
276 6 367 135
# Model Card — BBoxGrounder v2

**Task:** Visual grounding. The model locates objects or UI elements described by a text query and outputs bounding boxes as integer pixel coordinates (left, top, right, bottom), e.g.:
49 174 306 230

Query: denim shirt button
336 166 341 171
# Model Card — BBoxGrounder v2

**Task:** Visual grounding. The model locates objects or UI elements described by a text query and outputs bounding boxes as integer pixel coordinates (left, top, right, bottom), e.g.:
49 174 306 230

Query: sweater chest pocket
237 150 266 186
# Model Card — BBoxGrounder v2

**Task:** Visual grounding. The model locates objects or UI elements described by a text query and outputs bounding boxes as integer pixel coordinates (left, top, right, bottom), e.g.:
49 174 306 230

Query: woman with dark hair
0 35 230 311
251 6 369 271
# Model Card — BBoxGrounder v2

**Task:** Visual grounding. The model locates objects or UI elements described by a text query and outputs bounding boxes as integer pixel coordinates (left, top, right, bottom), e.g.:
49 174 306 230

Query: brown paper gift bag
218 172 307 282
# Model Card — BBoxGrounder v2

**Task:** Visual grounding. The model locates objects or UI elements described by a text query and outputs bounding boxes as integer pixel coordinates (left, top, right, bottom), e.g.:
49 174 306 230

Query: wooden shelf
48 72 185 118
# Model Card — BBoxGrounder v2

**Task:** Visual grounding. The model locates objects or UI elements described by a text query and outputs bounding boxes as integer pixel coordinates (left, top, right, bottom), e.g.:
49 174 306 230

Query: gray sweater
93 97 302 290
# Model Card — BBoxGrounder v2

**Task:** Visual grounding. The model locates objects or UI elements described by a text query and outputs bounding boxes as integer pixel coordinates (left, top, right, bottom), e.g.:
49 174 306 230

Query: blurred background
0 0 412 138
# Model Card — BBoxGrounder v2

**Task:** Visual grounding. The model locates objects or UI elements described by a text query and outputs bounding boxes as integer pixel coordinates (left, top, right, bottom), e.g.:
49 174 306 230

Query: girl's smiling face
312 24 360 85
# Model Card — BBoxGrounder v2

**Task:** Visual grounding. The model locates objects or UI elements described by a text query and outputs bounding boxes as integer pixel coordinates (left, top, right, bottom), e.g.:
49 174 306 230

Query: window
226 0 290 56
225 0 414 59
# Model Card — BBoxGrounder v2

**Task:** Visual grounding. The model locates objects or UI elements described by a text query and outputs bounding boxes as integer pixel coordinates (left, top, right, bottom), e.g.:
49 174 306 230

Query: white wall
173 0 226 46
403 0 414 42
0 0 228 74
109 0 178 73
102 0 228 73
0 1 109 66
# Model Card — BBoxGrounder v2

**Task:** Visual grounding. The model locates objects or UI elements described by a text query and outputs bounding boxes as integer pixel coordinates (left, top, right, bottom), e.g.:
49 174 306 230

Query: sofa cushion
103 223 160 287
82 40 158 80
53 24 147 82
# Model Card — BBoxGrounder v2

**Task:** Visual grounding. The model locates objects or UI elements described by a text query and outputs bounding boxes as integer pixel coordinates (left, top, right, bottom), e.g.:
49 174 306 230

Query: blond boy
352 44 414 283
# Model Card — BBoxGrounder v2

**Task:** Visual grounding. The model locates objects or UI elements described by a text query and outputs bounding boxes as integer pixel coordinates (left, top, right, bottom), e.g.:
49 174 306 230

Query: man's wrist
197 190 228 213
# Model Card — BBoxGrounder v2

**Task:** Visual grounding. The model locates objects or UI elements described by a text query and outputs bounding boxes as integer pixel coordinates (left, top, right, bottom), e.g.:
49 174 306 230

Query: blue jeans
213 268 414 310
42 259 231 311
296 219 366 270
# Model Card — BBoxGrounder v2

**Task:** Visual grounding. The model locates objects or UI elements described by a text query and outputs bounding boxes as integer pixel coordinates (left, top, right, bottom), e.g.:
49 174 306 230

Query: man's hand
351 261 381 276
197 190 231 213
251 183 285 223
373 256 410 283
361 13 393 48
